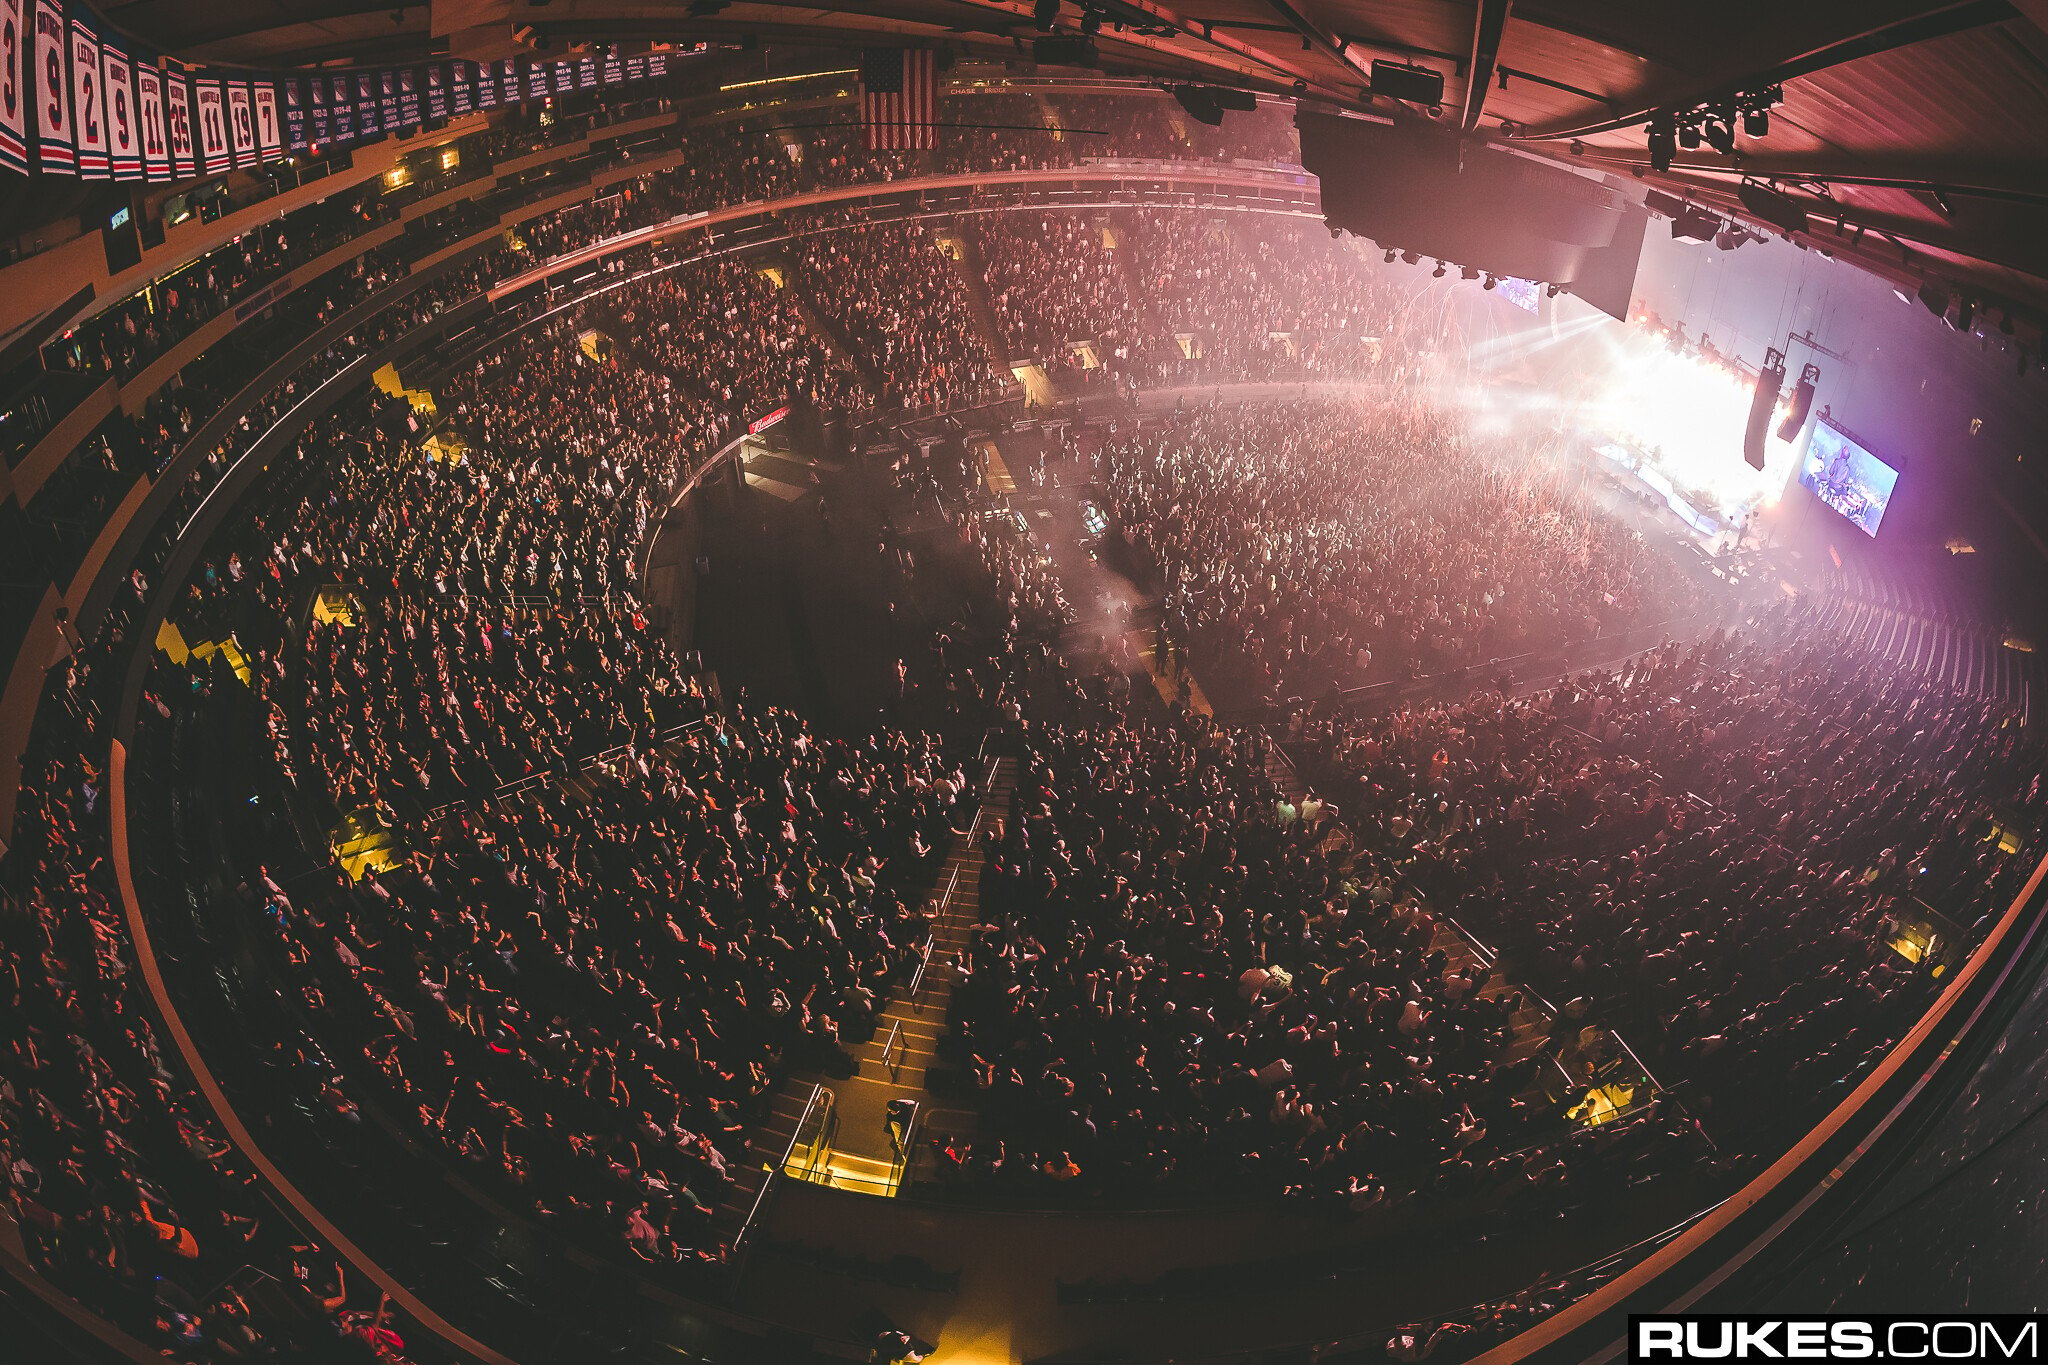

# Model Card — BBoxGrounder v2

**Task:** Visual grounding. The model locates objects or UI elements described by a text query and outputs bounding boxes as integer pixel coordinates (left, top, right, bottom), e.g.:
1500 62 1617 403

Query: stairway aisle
1264 735 1554 1071
936 223 1020 379
719 752 1016 1204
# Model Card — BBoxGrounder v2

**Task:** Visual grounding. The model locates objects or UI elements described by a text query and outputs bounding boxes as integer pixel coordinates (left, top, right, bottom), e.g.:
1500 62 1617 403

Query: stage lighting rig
1433 261 1447 278
1646 117 1676 171
1384 247 1399 263
1400 250 1421 265
1482 274 1498 290
1700 113 1736 156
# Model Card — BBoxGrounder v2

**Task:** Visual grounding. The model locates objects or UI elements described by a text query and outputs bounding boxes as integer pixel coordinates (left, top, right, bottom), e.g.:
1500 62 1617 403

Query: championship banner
376 67 397 129
134 55 167 180
550 59 573 95
525 59 548 102
645 51 672 79
32 0 71 173
424 62 446 122
99 33 135 177
396 65 419 125
252 78 280 159
448 60 472 117
497 56 520 104
352 70 378 137
575 54 596 89
280 73 304 152
624 53 646 82
326 73 352 143
163 65 194 177
193 75 228 173
67 5 104 176
225 78 255 167
600 46 624 85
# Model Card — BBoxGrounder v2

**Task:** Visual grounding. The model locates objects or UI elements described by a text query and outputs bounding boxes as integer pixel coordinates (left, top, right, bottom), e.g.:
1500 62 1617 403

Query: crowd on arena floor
1101 397 1702 701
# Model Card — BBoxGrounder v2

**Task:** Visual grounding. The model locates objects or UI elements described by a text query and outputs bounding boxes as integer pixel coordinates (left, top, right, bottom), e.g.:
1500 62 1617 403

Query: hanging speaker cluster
1745 347 1787 470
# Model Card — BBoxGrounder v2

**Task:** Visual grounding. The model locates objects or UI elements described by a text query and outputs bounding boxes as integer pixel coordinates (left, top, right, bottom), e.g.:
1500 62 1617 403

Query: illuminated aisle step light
311 585 365 626
371 361 437 418
1011 363 1056 408
331 807 406 882
155 620 253 685
977 438 1017 494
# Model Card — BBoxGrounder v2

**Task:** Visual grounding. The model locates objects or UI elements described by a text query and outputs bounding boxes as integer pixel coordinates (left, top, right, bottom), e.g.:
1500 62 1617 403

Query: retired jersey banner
252 78 279 159
0 0 28 174
193 75 227 172
225 78 255 166
32 0 70 172
99 34 135 176
163 65 194 177
134 55 166 179
66 5 103 176
424 62 446 121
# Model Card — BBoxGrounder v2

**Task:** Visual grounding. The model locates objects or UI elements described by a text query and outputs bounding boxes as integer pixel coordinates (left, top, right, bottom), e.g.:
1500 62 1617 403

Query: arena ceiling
97 0 2048 322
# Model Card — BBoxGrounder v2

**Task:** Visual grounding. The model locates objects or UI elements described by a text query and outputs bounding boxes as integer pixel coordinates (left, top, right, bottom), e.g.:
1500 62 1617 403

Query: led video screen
1798 419 1899 537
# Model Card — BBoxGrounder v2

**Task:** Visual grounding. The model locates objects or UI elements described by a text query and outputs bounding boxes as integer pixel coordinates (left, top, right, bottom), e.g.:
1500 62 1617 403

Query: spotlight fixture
1545 283 1561 297
1460 265 1479 281
1383 247 1398 263
1953 298 1976 332
1400 250 1420 265
1432 261 1447 278
1700 118 1735 156
1034 0 1060 29
1482 274 1498 290
1080 9 1102 35
1677 121 1702 150
1646 117 1675 172
1743 107 1768 137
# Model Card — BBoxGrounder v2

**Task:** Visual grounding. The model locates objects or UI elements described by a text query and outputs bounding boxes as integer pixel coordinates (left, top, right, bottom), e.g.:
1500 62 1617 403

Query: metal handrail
880 1020 904 1080
907 932 939 1010
733 1081 827 1260
892 1100 923 1190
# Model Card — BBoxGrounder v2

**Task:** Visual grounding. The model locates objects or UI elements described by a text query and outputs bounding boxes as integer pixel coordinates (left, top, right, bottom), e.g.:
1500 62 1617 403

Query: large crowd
1 75 2039 1365
1104 398 1700 702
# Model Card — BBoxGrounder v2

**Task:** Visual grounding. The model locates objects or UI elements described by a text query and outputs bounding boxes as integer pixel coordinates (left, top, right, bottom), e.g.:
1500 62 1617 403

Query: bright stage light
1585 332 1801 522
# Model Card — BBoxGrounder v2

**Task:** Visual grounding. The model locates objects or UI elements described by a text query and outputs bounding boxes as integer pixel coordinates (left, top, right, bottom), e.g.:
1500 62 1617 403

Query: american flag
861 48 938 151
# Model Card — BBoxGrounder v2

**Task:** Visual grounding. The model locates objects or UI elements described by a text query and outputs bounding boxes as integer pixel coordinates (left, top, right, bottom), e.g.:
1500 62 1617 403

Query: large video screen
1798 419 1899 537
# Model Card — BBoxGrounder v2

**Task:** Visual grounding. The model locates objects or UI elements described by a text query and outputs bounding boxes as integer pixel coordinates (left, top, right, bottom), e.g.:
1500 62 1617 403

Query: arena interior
3 3 2048 1363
